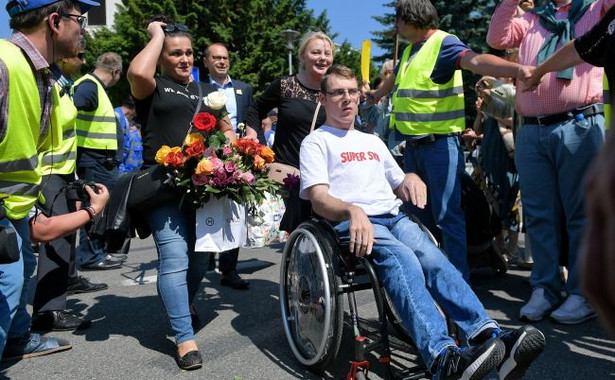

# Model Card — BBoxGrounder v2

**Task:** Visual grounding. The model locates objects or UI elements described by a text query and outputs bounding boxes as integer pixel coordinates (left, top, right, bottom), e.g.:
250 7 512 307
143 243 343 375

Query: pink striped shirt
488 0 615 117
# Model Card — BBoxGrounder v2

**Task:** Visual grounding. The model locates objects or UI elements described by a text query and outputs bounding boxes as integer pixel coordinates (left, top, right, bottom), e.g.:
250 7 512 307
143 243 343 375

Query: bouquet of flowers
153 93 280 210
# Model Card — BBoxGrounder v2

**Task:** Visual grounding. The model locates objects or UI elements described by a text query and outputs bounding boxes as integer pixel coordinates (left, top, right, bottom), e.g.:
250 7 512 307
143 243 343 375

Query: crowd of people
1 0 615 378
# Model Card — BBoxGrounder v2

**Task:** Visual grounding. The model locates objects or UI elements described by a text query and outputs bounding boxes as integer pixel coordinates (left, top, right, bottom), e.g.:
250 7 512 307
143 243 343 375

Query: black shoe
2 333 71 362
220 270 249 290
80 258 122 271
497 326 546 380
177 350 203 370
31 310 92 332
433 338 504 380
67 275 108 295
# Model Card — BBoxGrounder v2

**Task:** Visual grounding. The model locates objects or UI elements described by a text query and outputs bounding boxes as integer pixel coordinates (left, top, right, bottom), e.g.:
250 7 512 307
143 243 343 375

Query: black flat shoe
220 270 249 290
177 350 203 370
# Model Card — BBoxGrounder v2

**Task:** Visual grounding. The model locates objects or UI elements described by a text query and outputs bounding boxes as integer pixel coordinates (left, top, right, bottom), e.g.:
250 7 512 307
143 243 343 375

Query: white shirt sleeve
382 143 405 190
299 133 329 200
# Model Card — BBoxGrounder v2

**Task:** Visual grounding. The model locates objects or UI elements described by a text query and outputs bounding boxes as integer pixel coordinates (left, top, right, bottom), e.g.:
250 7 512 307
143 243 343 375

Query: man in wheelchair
299 65 545 380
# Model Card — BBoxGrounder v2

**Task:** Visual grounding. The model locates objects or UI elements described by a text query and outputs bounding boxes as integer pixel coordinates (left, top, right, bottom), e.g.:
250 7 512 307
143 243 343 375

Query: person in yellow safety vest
72 52 125 271
0 0 99 361
367 0 525 281
31 48 108 334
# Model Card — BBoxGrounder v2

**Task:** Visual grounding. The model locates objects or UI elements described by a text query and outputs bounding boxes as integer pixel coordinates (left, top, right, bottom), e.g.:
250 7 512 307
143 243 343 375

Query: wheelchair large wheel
280 220 344 371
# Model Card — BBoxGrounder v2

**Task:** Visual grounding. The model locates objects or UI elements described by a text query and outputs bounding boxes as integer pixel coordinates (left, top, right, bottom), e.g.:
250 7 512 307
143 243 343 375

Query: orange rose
155 145 172 164
185 140 205 157
253 155 265 170
195 158 214 175
164 150 184 167
184 133 204 145
260 146 275 163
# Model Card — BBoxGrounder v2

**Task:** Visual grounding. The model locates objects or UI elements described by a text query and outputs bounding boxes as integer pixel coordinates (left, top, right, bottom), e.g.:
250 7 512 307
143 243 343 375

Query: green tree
85 0 334 104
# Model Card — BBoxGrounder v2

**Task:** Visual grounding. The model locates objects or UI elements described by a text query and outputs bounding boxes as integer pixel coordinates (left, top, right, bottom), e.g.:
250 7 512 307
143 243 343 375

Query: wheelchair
280 215 456 380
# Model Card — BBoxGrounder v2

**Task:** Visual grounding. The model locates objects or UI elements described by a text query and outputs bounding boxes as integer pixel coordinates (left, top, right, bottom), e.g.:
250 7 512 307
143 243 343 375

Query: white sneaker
550 295 597 324
520 288 556 322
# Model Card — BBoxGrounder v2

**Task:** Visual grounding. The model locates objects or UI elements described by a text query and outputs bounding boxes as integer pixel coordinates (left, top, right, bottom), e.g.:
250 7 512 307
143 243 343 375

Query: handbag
194 196 247 252
126 83 204 210
266 102 321 184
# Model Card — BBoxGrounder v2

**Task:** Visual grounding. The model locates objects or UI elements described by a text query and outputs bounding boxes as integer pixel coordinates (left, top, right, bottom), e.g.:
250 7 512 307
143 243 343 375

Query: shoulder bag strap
310 101 321 133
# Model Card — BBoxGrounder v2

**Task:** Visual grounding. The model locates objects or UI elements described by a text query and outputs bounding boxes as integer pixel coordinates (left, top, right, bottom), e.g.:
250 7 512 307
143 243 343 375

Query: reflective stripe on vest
0 40 43 219
39 82 78 176
604 75 611 131
391 30 465 136
73 73 118 150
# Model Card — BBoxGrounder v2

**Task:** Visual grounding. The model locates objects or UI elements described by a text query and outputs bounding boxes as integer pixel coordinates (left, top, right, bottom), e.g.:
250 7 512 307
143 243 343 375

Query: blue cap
7 0 100 18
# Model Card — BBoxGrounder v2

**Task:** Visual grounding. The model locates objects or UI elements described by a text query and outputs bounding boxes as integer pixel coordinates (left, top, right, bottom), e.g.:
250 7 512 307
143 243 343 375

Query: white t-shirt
299 125 405 216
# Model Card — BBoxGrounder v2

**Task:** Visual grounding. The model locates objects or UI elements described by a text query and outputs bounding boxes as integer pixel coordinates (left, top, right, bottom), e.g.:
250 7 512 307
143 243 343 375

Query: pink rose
192 174 210 186
232 169 243 180
222 146 233 156
241 172 255 185
210 157 223 170
224 161 237 173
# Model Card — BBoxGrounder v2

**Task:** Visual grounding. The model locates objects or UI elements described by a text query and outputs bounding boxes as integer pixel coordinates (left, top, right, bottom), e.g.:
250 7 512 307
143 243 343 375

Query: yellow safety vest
0 40 43 220
74 73 117 150
391 30 465 136
39 82 77 176
604 75 611 131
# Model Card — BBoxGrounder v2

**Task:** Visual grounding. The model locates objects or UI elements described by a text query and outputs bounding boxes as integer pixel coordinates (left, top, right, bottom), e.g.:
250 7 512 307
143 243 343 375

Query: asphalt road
1 236 614 380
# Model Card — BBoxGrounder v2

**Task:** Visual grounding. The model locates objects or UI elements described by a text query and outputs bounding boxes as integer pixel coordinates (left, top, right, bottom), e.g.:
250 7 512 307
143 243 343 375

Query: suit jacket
206 76 254 125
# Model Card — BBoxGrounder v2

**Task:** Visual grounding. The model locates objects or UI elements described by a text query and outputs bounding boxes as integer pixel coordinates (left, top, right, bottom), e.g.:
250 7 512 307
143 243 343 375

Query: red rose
184 140 205 157
164 151 185 167
193 112 217 132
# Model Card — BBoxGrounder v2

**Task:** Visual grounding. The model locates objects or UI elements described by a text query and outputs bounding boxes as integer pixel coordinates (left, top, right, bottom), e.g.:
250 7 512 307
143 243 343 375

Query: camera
65 180 98 202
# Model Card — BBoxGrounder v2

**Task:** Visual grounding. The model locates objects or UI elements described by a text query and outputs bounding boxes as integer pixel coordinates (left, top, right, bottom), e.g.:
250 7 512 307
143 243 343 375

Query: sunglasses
77 52 84 61
164 23 189 33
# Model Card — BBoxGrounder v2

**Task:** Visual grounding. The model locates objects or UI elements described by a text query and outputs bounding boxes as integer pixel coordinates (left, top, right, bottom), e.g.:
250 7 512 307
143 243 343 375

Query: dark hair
204 43 229 58
395 0 439 30
321 64 356 92
122 96 135 109
8 0 79 31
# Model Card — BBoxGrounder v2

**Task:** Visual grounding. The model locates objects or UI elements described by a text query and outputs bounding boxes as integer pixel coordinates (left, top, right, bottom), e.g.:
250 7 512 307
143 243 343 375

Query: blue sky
0 1 391 58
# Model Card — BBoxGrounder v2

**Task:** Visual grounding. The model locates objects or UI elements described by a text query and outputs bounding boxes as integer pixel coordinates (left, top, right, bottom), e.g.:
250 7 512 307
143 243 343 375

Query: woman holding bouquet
127 16 235 370
245 31 335 232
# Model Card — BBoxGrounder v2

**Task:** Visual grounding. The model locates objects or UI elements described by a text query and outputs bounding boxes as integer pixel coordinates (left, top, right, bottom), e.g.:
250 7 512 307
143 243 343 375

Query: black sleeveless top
135 76 218 166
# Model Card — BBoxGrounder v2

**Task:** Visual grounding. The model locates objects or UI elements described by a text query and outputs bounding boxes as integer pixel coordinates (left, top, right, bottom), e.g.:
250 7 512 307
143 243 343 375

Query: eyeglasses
325 88 360 100
211 55 229 61
164 23 189 33
61 13 87 28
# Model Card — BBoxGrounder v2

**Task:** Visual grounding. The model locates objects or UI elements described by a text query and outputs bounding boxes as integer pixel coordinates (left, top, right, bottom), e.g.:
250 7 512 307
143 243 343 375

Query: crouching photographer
29 183 109 243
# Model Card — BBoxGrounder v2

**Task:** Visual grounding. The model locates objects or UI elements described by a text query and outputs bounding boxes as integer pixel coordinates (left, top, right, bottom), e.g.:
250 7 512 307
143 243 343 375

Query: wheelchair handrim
279 227 333 367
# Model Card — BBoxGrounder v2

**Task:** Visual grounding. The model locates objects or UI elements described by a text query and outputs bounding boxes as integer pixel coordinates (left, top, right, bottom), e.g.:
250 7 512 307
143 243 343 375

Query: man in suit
203 43 255 289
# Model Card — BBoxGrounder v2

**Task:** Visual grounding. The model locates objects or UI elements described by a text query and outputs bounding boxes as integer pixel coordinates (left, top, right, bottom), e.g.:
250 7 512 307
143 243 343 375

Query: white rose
204 91 227 110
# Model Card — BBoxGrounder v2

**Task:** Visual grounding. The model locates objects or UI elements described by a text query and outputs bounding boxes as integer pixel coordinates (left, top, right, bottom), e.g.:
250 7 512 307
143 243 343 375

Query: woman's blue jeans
147 200 209 344
334 213 496 368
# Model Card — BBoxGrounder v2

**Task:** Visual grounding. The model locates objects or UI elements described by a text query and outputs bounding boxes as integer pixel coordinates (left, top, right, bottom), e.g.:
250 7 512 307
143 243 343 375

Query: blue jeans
0 217 36 355
76 162 118 267
147 200 209 344
334 213 496 368
404 136 469 280
515 113 604 304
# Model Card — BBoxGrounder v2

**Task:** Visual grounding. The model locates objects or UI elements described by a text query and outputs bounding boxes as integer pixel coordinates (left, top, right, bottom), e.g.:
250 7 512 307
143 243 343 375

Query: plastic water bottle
575 113 589 128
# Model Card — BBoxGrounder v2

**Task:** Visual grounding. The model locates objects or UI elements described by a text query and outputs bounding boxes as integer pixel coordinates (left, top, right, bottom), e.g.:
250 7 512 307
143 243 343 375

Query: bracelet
81 206 97 221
